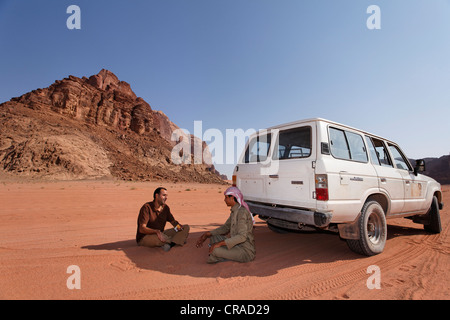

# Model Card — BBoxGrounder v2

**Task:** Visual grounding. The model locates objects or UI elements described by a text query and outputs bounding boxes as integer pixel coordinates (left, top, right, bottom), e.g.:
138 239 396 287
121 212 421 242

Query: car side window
367 137 393 167
329 127 367 162
365 136 380 165
346 131 368 162
388 144 412 171
329 128 350 160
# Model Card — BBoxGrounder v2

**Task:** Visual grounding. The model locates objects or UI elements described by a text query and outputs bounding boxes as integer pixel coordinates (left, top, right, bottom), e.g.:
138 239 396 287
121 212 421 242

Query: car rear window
273 126 311 160
244 133 272 163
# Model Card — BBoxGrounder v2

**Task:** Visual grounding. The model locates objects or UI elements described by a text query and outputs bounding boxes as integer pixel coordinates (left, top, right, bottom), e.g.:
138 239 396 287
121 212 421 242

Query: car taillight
232 175 237 187
315 174 329 201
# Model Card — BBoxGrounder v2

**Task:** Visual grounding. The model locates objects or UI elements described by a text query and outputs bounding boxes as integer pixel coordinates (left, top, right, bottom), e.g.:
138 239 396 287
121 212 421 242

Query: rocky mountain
411 156 450 185
0 69 225 183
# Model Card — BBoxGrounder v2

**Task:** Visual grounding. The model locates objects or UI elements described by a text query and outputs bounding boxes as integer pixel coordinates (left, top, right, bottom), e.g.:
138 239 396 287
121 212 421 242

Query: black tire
424 196 442 234
346 201 387 256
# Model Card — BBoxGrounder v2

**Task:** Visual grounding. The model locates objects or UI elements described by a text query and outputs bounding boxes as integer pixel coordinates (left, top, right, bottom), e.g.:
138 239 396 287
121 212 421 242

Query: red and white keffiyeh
224 186 255 225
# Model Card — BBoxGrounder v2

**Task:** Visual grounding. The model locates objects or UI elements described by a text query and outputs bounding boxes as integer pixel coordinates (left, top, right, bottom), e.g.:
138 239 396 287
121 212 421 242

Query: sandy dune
0 180 448 300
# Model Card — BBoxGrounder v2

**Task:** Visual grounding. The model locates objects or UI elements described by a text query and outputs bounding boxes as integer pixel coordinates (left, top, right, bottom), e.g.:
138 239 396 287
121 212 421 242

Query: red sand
0 180 448 300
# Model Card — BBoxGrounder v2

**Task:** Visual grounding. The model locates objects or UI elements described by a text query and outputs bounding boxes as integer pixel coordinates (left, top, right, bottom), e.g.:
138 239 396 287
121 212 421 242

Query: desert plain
0 178 448 300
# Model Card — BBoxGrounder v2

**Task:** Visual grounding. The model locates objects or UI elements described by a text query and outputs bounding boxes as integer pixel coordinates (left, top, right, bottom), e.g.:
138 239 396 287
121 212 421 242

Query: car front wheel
424 196 442 234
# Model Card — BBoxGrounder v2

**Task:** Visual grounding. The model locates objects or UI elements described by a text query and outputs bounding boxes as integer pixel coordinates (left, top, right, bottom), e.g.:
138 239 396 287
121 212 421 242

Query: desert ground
0 179 448 300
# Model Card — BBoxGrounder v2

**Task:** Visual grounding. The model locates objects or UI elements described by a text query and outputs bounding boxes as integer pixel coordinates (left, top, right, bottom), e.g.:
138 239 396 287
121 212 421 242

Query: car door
365 136 405 215
328 127 378 202
236 131 273 203
265 123 316 209
387 143 428 213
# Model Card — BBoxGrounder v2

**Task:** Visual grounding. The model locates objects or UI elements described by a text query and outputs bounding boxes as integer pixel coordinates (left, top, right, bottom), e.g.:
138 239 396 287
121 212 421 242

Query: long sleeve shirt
210 203 255 258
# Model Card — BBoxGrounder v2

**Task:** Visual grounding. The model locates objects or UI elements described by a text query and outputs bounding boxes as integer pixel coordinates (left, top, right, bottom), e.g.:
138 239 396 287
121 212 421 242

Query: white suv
232 118 443 256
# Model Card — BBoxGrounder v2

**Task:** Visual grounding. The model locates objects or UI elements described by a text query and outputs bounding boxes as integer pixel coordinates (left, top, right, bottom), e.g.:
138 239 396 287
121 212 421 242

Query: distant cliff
412 155 450 185
0 69 224 183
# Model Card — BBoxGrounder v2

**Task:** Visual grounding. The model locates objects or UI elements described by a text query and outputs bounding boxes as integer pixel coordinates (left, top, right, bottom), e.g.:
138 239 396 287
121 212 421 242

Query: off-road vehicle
232 118 443 255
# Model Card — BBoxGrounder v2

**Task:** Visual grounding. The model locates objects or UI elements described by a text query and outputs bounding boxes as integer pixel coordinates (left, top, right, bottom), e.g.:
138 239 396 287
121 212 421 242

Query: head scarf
224 186 255 225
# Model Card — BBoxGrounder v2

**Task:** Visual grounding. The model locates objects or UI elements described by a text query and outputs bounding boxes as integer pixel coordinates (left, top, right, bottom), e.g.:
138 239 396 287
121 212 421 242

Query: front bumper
247 201 332 228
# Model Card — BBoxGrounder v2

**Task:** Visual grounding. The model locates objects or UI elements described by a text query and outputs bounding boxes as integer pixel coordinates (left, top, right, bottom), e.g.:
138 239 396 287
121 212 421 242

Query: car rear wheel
346 201 387 256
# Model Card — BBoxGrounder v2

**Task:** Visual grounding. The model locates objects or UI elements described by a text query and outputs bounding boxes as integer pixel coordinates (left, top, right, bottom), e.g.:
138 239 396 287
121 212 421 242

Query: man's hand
156 230 170 243
196 231 211 248
209 240 226 254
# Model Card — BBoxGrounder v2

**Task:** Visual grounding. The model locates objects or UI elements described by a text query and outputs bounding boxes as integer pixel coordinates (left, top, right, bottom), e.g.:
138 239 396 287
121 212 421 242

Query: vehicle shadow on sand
386 223 429 240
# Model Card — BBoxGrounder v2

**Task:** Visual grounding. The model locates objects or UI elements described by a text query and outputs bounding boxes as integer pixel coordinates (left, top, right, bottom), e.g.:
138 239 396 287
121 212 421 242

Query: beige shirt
210 204 255 258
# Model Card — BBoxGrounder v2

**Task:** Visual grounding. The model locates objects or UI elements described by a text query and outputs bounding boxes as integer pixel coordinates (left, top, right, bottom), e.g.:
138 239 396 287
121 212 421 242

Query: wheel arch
338 193 390 241
365 193 390 216
434 190 442 205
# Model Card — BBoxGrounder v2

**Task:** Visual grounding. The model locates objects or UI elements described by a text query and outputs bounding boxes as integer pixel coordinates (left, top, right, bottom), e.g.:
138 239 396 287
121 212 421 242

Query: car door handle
405 180 410 184
269 175 279 179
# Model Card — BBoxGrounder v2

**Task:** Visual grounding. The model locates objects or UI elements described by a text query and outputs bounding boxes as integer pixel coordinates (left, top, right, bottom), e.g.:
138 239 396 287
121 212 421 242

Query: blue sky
1 0 449 178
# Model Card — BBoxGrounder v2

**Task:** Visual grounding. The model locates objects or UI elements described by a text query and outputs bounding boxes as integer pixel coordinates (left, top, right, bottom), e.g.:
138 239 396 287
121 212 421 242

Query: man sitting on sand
136 187 189 252
196 186 255 263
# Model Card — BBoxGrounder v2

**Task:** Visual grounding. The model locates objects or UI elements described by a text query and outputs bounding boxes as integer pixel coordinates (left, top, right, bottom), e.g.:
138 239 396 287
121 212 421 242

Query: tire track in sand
274 232 441 299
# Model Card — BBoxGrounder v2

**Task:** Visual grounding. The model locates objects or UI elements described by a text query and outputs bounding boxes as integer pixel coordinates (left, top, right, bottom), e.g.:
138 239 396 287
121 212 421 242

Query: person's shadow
82 221 431 278
82 221 364 278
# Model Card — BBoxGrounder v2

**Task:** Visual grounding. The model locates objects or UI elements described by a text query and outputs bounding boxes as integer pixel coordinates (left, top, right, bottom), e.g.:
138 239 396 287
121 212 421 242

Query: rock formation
0 69 225 183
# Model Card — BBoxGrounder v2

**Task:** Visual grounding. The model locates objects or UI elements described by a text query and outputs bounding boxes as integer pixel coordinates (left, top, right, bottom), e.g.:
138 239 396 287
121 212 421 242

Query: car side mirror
414 159 426 176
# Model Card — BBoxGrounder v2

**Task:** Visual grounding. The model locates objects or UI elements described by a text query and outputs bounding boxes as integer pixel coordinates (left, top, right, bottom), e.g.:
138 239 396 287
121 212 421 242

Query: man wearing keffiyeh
196 186 256 263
